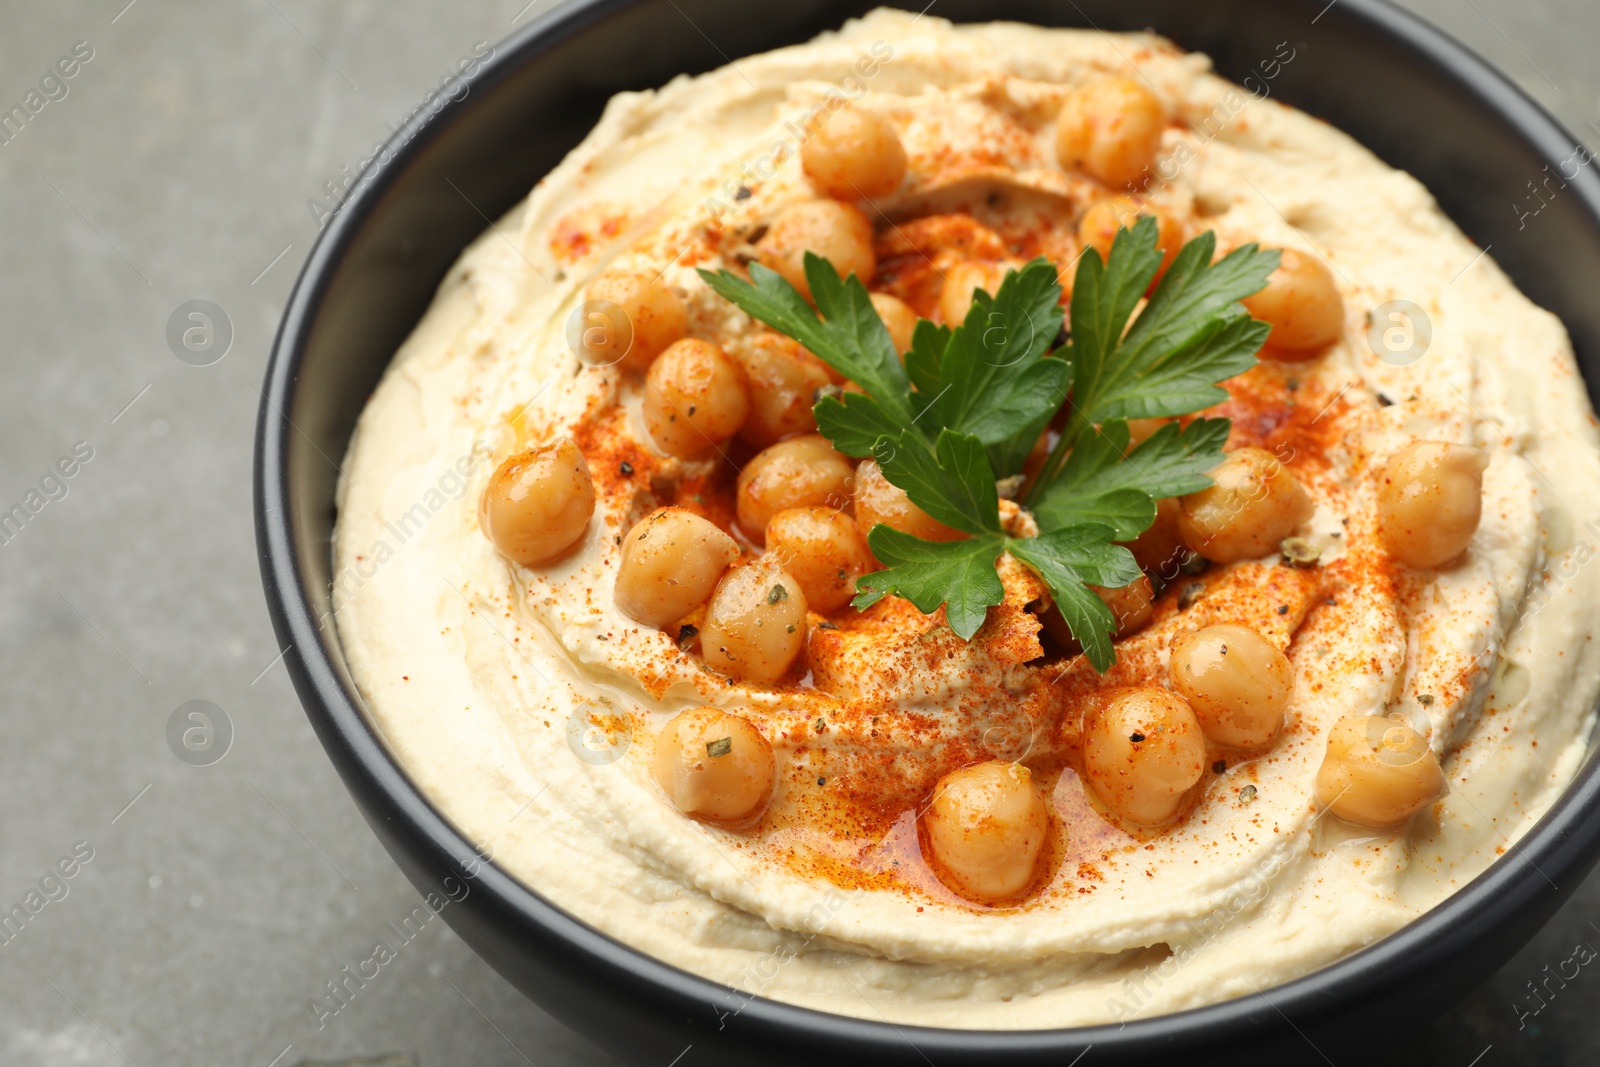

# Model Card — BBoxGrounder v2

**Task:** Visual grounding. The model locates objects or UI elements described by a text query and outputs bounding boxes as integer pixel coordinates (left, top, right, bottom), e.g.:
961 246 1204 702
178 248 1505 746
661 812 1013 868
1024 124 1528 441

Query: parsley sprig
699 217 1278 671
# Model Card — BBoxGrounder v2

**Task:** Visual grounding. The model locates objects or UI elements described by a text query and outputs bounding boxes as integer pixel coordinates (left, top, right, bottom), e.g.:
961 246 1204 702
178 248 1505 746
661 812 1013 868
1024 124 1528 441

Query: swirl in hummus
332 11 1600 1028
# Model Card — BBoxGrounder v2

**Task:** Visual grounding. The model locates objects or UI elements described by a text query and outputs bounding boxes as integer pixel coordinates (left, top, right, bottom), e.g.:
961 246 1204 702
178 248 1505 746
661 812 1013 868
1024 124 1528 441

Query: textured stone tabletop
0 1 1595 1064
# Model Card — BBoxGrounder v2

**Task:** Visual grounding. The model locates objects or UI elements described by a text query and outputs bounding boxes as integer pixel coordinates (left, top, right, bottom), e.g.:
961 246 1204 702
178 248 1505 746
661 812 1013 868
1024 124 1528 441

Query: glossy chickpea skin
1170 625 1290 750
737 435 856 542
801 107 908 200
643 338 751 459
1240 249 1345 357
853 458 966 545
870 292 919 354
1378 442 1488 569
765 506 874 614
1178 447 1313 563
1315 716 1447 829
757 200 876 301
733 334 834 449
479 439 595 566
700 557 810 684
580 271 689 372
1078 197 1184 277
1055 77 1166 188
653 707 775 825
923 761 1050 904
614 507 740 628
939 261 1007 326
1084 688 1207 826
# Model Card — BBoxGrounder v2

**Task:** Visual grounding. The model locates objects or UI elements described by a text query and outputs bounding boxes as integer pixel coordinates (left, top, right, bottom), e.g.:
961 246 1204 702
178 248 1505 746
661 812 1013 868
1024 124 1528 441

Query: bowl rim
256 0 1600 1055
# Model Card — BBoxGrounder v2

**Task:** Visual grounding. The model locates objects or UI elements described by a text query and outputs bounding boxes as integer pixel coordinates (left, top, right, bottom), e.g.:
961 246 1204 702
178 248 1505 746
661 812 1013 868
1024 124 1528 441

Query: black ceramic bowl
255 1 1600 1063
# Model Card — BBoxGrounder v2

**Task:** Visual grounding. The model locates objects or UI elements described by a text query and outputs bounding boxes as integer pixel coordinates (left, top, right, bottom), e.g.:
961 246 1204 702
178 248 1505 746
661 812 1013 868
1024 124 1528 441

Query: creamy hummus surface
332 11 1600 1027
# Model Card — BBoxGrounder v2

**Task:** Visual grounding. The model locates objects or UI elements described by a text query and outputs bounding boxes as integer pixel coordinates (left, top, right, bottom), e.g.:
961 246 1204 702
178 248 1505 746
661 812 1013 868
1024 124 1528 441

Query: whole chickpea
923 761 1050 904
1240 249 1345 357
1314 715 1447 829
801 107 908 200
737 435 856 542
939 261 1007 326
1083 687 1206 826
643 338 751 459
1169 625 1290 750
1078 197 1184 277
653 707 775 825
733 334 834 449
764 507 875 614
870 291 919 355
1055 77 1166 188
1377 441 1488 569
700 556 810 684
758 200 877 301
853 458 966 545
614 507 740 628
1178 447 1313 563
580 270 689 372
479 439 595 566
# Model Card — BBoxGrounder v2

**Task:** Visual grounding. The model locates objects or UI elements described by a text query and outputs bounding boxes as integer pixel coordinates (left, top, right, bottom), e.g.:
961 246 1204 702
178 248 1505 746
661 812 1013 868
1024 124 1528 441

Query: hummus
331 11 1600 1028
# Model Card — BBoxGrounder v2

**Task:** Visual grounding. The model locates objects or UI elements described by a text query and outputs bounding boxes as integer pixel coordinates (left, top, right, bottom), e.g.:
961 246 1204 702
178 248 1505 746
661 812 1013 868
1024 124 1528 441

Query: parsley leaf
903 320 949 396
854 529 1005 640
698 257 918 429
932 260 1071 474
813 392 902 458
696 218 1276 671
1061 220 1279 426
1030 418 1232 538
874 430 1000 537
1008 527 1142 671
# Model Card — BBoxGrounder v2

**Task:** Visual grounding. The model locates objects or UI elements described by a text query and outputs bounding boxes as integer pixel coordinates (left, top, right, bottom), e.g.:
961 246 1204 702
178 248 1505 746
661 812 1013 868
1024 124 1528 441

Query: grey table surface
0 1 1597 1065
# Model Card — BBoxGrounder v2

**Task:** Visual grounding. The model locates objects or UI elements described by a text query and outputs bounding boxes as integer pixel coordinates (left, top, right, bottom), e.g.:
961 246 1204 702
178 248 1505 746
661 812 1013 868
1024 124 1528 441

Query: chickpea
939 261 1007 326
1170 625 1289 750
923 761 1050 903
737 435 855 541
1093 575 1154 637
733 334 833 449
1314 715 1447 829
758 200 876 301
1123 496 1185 574
653 707 775 825
643 338 751 459
853 458 966 544
870 291 919 355
1083 687 1206 826
801 106 907 200
615 507 740 628
700 556 809 684
580 270 688 372
1377 441 1488 569
1241 248 1345 357
764 506 875 614
1078 197 1183 277
1178 447 1313 563
479 439 596 567
1055 76 1166 188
